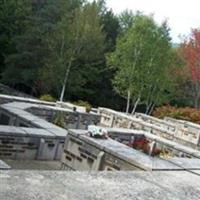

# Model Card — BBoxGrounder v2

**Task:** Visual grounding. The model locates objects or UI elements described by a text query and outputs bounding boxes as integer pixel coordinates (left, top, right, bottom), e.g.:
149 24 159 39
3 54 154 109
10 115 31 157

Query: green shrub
39 94 56 102
53 112 66 128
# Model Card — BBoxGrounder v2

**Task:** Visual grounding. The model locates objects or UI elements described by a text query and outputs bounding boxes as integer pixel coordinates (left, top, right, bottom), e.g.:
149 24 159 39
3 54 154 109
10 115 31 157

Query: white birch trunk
126 90 131 113
131 94 140 115
59 59 73 102
148 103 155 115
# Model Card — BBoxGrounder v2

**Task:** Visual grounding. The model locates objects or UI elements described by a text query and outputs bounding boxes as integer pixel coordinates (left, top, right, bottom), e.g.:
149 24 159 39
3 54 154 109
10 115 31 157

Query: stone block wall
28 106 100 130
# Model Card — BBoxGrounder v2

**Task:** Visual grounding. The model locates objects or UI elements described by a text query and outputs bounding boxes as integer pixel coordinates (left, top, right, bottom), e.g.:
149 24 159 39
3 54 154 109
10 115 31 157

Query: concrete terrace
0 94 200 199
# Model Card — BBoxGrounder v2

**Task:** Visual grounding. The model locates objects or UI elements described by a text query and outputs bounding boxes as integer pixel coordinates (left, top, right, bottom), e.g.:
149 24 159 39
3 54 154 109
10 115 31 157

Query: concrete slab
2 160 61 170
0 125 27 136
47 128 68 138
1 170 200 200
21 127 55 138
0 160 11 169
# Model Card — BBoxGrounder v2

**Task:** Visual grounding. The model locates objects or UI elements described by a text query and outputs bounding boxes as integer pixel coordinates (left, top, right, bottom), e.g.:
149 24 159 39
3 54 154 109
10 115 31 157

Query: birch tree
40 2 105 101
107 14 173 114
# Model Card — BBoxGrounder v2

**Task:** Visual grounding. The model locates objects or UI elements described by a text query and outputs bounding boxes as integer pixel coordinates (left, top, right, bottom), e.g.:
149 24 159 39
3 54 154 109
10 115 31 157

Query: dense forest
0 0 200 114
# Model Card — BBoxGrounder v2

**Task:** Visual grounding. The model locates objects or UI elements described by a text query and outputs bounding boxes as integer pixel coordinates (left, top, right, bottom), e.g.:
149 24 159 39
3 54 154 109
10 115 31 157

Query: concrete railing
98 107 200 149
134 113 176 132
0 94 56 106
56 101 86 113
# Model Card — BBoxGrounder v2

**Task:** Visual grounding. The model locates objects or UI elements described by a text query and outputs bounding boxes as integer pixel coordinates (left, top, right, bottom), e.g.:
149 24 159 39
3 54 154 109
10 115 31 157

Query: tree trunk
131 95 140 115
126 90 131 113
59 59 73 102
148 103 155 115
145 102 153 115
145 104 150 114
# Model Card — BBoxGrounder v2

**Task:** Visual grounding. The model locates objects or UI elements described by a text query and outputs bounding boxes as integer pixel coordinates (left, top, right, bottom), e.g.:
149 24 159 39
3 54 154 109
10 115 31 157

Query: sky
101 0 200 43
